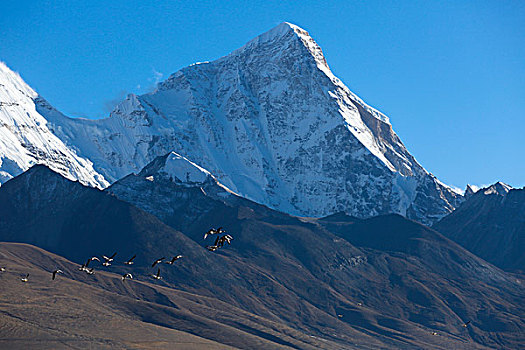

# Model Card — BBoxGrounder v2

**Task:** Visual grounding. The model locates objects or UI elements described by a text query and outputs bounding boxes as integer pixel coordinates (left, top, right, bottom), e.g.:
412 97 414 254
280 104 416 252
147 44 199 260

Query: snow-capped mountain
481 181 512 196
110 151 238 212
0 62 108 188
107 153 239 228
137 151 235 193
1 23 463 224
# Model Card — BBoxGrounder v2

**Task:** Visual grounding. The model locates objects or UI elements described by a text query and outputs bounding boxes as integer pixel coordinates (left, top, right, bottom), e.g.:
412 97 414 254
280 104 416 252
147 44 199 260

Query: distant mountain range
0 22 464 225
0 163 523 349
434 182 525 274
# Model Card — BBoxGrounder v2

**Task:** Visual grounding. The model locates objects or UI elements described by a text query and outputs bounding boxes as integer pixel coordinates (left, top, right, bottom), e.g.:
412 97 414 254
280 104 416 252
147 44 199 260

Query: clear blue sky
1 0 524 190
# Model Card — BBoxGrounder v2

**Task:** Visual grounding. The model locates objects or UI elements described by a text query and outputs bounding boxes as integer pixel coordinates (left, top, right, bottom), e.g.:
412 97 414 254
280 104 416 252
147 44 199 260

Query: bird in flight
151 268 162 280
79 257 98 272
52 269 63 280
206 245 218 252
21 273 29 282
165 255 183 265
215 234 233 248
102 252 117 266
124 255 136 265
204 228 217 240
89 257 100 263
204 227 225 240
122 273 133 281
0 267 5 272
152 257 166 267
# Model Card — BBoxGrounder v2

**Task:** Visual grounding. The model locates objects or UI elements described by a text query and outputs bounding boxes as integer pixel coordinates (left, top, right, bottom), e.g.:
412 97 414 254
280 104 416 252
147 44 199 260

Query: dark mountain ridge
433 183 525 274
108 158 523 349
0 165 523 348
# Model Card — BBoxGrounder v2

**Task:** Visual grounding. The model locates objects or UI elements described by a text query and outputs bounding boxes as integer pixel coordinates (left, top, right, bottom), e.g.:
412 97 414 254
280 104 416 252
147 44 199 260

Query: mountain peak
1 24 462 224
464 184 476 198
137 152 237 195
138 152 212 184
239 22 306 46
255 22 299 40
482 181 512 196
0 61 37 100
234 22 331 78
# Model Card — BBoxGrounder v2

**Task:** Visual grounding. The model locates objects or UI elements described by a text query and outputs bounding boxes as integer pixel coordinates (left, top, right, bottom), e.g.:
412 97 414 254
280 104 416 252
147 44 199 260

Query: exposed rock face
464 184 476 199
434 182 525 273
1 23 463 224
0 63 108 188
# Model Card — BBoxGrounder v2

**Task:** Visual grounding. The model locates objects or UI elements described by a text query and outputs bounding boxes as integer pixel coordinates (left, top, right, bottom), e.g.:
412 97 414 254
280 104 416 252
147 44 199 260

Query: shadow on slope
0 165 523 349
433 184 525 274
108 168 524 349
0 242 338 350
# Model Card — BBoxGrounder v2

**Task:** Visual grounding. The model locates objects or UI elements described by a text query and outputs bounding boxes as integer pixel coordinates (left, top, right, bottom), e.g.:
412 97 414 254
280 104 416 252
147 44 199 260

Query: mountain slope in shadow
109 160 524 349
0 242 335 350
433 183 525 273
0 165 523 349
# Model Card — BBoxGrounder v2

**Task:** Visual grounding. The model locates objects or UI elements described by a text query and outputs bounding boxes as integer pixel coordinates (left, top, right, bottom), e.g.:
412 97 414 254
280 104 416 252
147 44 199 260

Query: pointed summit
464 184 476 198
482 182 512 196
0 62 37 100
232 22 308 51
137 152 237 194
245 22 299 44
232 22 333 85
139 152 213 184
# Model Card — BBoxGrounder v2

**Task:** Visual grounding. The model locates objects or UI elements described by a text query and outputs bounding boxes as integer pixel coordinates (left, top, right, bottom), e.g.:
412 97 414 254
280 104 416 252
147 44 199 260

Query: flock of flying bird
204 227 233 251
1 226 233 284
1 227 473 334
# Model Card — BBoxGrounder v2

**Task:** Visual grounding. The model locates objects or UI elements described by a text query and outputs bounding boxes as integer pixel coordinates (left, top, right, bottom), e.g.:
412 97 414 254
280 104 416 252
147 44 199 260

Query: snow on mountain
36 22 462 224
464 184 476 198
482 181 512 196
141 151 213 184
2 23 463 224
136 151 237 194
0 62 108 188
